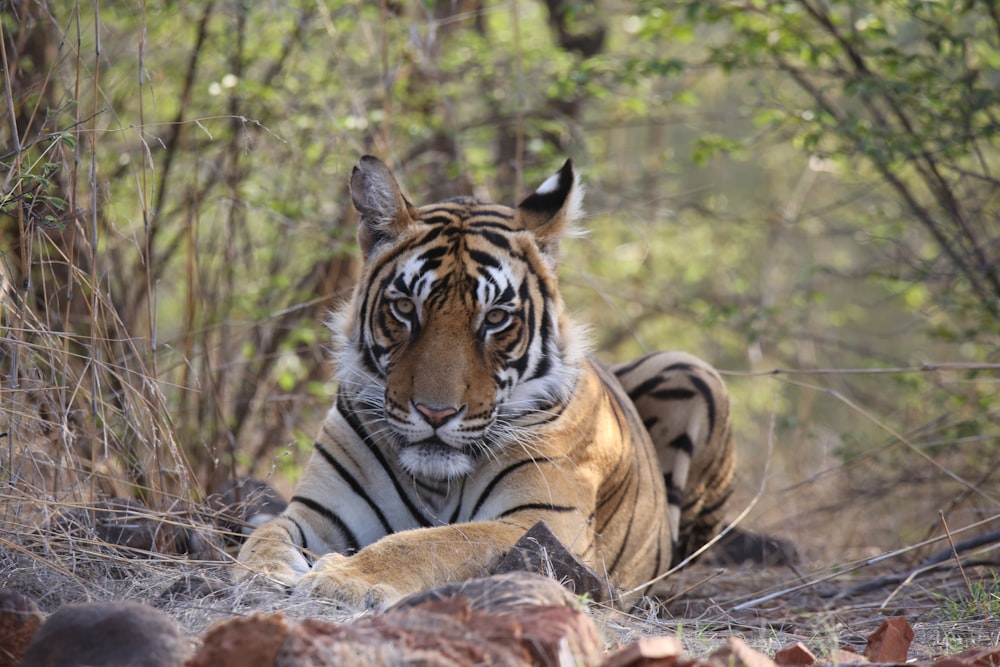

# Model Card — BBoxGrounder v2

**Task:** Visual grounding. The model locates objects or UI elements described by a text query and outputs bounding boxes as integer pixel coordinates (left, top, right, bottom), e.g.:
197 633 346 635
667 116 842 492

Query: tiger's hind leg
611 351 736 566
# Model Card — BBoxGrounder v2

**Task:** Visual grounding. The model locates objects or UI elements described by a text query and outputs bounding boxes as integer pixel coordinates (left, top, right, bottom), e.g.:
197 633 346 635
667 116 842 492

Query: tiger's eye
484 308 508 327
394 298 415 316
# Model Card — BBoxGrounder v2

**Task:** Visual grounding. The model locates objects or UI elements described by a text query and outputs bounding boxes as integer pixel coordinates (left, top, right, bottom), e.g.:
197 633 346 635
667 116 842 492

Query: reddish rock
278 611 506 666
711 637 778 667
0 589 42 667
186 613 289 667
864 617 914 663
949 648 1000 667
20 601 190 667
827 647 869 665
604 636 684 667
275 589 603 666
516 603 603 666
933 659 977 667
774 642 817 667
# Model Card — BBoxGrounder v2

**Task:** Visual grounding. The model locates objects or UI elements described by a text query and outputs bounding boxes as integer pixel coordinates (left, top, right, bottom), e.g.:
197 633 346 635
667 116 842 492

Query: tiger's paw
294 553 402 611
233 558 304 592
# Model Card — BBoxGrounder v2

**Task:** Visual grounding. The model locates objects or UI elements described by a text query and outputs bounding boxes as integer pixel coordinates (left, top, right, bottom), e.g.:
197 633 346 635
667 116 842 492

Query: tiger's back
235 157 734 608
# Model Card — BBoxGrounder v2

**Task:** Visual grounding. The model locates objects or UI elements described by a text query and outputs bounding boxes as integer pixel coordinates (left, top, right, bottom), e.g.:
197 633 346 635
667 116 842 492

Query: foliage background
2 0 998 569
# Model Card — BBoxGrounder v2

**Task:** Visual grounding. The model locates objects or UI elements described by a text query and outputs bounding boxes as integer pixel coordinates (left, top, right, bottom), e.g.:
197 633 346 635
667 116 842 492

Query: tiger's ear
515 159 583 262
350 155 419 259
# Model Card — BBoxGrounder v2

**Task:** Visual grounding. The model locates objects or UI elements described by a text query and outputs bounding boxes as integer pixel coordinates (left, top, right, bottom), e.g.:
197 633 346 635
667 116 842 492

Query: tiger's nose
415 403 460 428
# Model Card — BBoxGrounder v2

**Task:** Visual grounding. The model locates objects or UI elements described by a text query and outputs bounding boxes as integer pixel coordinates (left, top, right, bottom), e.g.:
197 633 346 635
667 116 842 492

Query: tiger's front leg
293 521 535 610
234 516 313 588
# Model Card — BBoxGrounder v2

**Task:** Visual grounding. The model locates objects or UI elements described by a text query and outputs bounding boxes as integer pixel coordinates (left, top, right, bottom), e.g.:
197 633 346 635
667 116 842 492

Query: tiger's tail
611 351 736 565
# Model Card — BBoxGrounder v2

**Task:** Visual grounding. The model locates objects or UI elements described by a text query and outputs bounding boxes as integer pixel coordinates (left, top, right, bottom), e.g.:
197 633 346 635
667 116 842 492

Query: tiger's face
334 158 586 480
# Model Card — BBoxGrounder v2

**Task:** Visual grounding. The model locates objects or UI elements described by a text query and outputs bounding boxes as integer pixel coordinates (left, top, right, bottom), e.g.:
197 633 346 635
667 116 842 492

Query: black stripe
468 248 503 269
682 496 700 511
610 352 659 379
599 469 633 527
650 387 697 401
688 375 717 439
669 433 694 456
417 244 449 264
524 273 552 381
511 395 569 426
506 280 534 375
469 458 546 520
466 212 515 225
312 442 392 534
663 362 695 373
608 474 641 572
625 376 664 401
698 487 733 516
421 214 458 226
497 503 576 519
290 495 360 553
473 229 512 250
288 517 309 550
415 476 448 497
665 478 684 508
336 393 433 527
596 456 631 511
449 485 464 524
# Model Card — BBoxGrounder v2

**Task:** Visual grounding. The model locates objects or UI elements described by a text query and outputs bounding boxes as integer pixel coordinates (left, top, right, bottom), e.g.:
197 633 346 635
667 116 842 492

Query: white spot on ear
535 172 561 195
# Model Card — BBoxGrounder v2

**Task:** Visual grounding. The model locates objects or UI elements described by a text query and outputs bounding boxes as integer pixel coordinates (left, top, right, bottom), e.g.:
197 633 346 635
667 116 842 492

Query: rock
44 498 225 560
827 647 868 664
709 526 799 567
188 573 602 666
774 642 817 666
393 571 580 613
19 600 190 667
933 659 977 667
48 498 158 552
0 589 42 667
603 636 684 667
509 602 604 666
277 593 603 667
864 617 914 663
944 647 1000 667
494 520 609 601
186 613 289 667
710 637 778 667
277 617 406 667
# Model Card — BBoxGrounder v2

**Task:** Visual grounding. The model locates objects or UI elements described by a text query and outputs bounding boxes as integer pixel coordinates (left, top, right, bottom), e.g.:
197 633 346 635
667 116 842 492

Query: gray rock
19 600 191 667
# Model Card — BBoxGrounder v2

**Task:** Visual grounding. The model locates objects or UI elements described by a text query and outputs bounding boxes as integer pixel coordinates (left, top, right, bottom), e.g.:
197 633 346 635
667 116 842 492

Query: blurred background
2 0 998 566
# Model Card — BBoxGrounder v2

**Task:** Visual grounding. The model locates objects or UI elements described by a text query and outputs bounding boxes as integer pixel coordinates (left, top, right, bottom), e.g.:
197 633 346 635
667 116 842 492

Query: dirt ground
2 511 997 664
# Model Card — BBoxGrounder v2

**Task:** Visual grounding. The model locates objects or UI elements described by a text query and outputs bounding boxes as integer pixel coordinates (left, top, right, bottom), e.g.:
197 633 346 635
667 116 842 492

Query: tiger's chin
398 437 477 480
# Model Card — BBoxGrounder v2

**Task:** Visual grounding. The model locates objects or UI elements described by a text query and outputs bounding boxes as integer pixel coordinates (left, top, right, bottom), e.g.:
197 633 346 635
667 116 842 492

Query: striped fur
235 157 735 609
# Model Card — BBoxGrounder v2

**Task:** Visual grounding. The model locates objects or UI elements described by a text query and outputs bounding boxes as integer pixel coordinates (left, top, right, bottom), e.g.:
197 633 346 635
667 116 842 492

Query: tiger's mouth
408 436 477 458
397 437 478 479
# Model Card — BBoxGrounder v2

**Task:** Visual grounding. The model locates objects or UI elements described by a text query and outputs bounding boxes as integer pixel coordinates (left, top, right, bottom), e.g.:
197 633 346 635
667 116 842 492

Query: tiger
235 156 735 609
